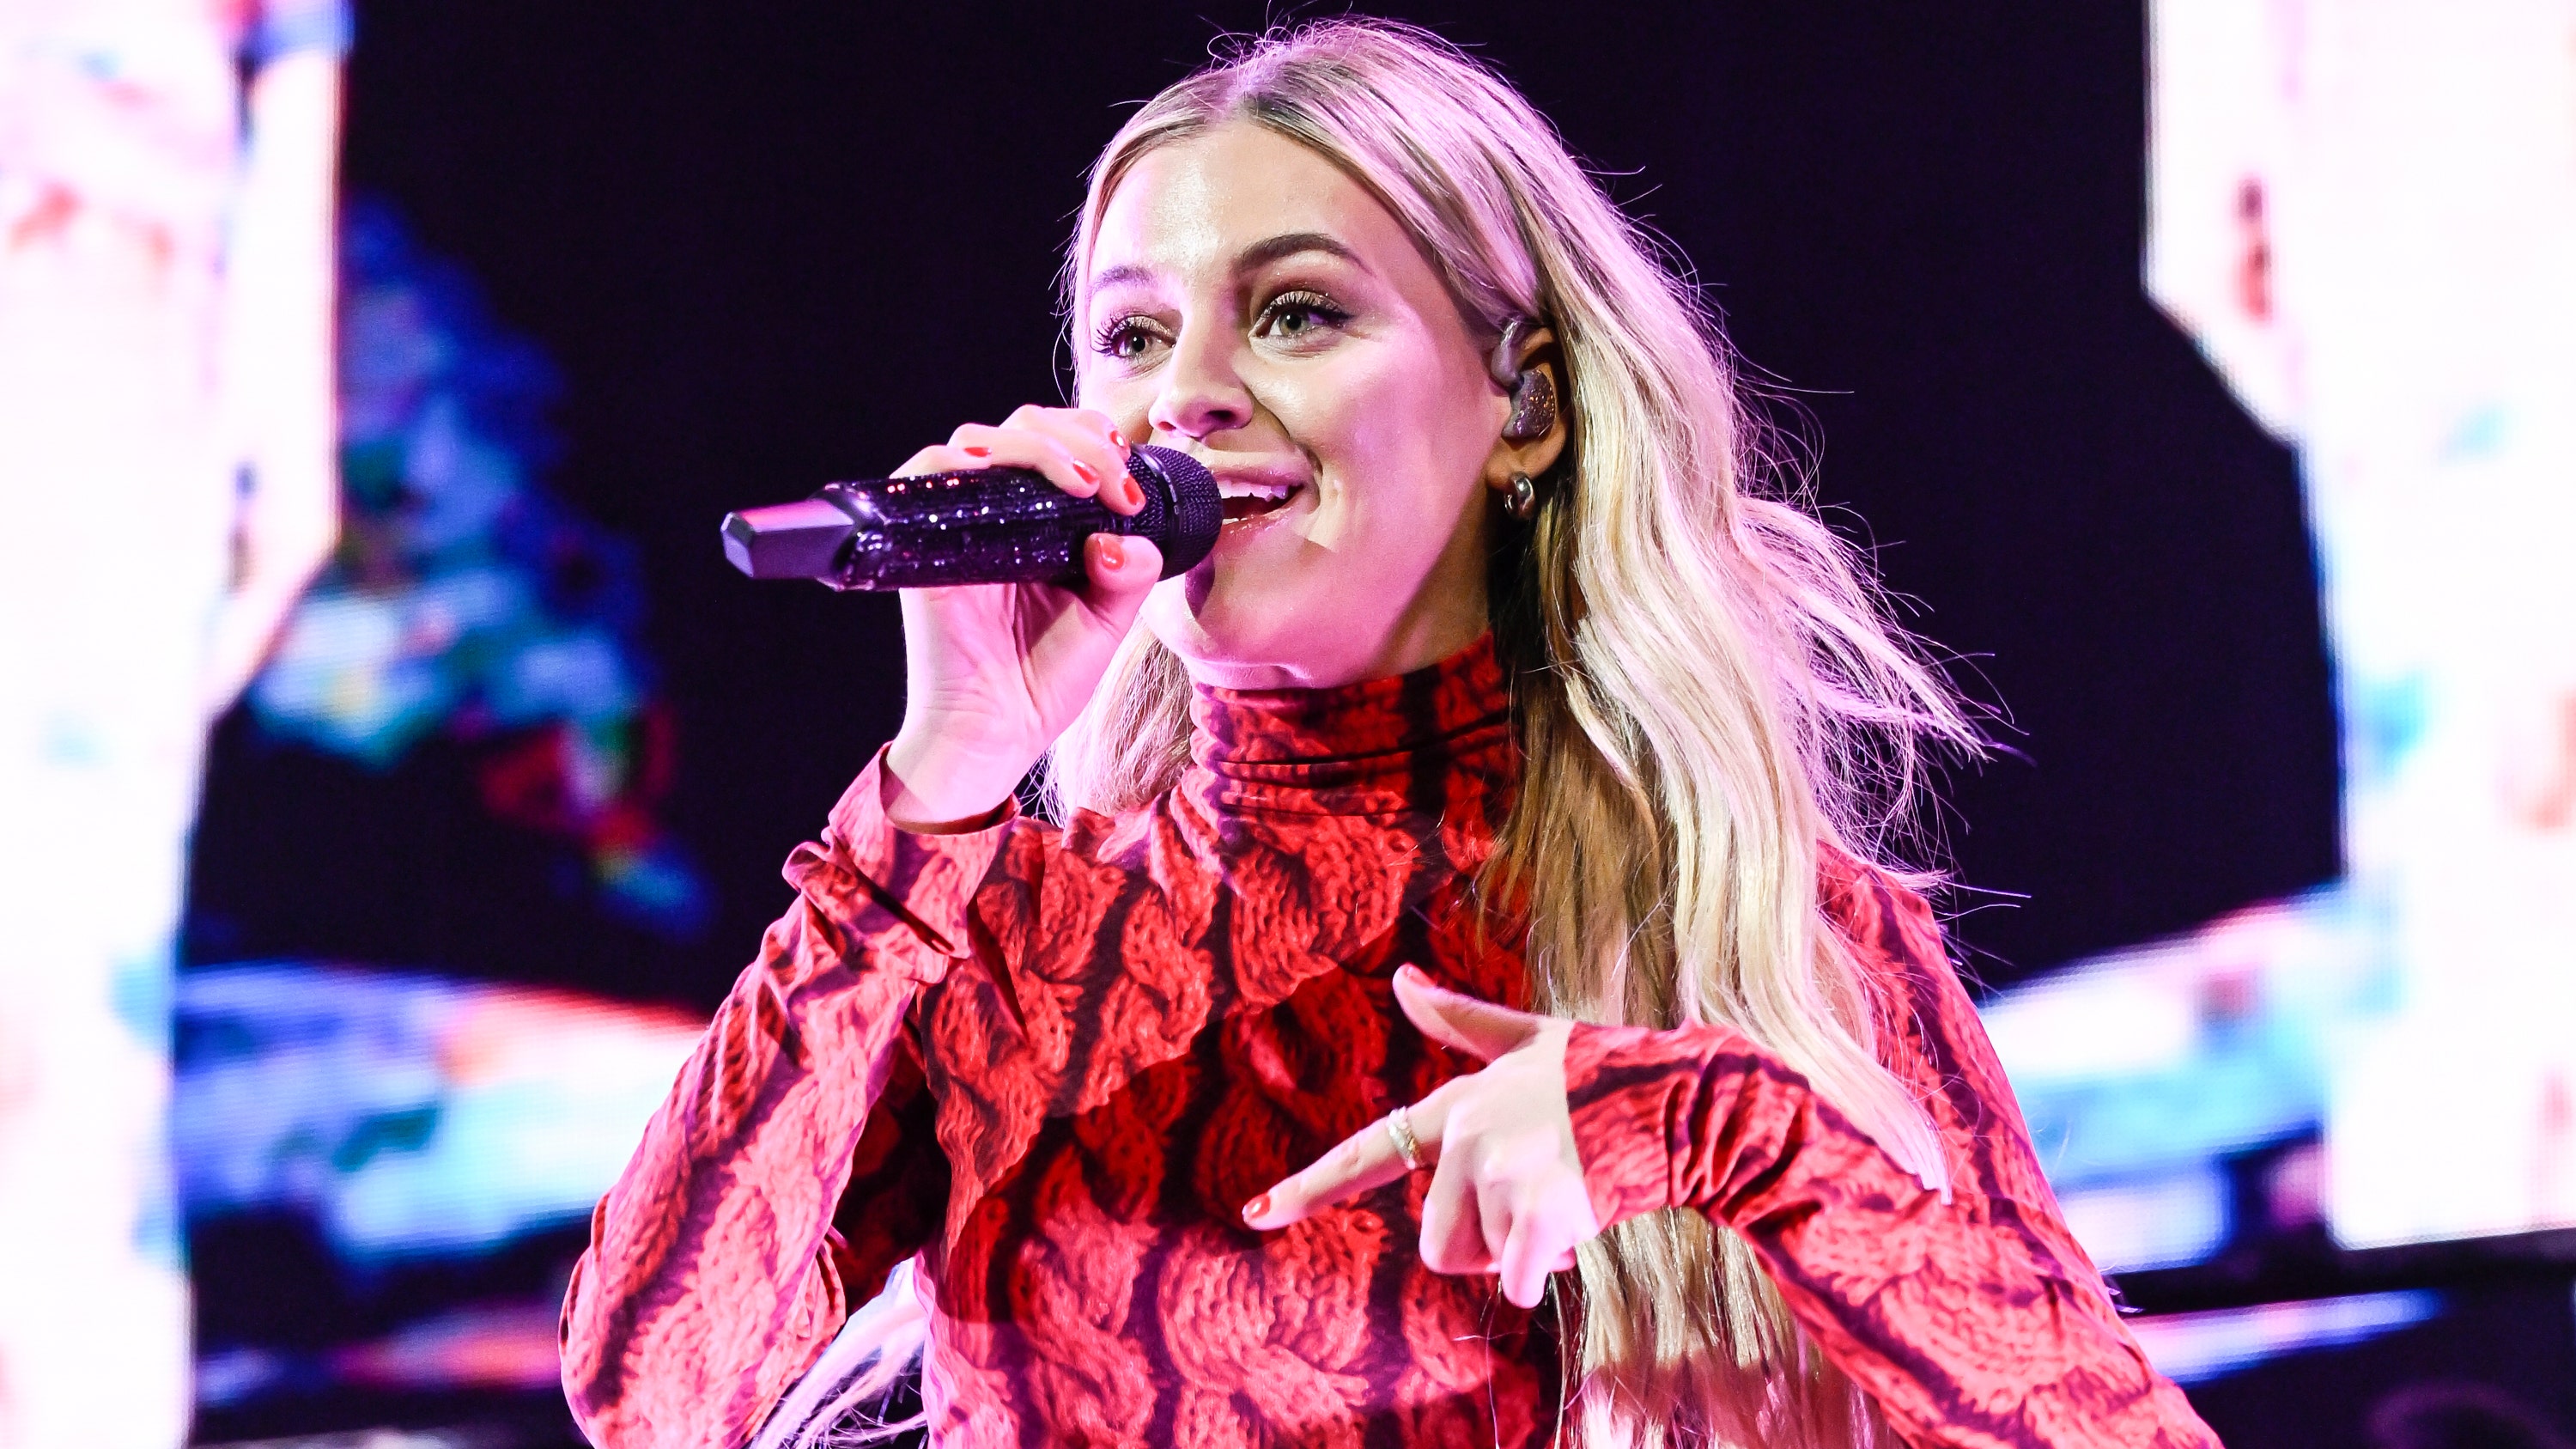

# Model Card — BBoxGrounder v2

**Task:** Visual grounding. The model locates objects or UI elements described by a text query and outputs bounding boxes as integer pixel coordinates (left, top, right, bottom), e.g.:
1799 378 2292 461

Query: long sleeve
559 750 1008 1449
1560 869 2219 1449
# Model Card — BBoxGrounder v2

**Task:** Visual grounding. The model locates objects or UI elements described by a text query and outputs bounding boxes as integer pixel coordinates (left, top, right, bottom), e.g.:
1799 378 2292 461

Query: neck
1172 599 1492 691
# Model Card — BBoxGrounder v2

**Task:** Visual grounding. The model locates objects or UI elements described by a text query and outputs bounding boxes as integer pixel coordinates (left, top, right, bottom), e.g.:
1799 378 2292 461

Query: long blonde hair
1050 21 1980 1449
789 19 1981 1449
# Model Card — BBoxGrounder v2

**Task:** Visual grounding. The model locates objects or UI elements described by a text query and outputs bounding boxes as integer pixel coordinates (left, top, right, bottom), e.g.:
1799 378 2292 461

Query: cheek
1277 351 1489 521
1075 374 1152 435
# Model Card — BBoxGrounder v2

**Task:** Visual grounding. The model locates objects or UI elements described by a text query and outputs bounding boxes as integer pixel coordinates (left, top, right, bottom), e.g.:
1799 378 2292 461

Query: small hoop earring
1505 471 1538 520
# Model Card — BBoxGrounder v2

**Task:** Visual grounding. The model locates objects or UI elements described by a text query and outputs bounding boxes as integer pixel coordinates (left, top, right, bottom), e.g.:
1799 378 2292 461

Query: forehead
1085 121 1414 292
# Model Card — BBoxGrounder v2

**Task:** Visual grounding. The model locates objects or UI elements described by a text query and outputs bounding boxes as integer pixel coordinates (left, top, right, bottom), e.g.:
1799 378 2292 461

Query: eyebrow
1234 230 1364 275
1086 231 1366 297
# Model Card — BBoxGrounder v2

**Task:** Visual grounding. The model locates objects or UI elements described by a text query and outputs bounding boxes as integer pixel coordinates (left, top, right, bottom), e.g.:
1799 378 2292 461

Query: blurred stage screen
1 0 2566 1443
168 204 715 1434
1980 0 2576 1282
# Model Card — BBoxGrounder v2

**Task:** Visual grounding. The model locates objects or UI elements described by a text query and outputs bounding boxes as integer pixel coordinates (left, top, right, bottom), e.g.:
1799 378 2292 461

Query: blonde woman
562 21 2215 1449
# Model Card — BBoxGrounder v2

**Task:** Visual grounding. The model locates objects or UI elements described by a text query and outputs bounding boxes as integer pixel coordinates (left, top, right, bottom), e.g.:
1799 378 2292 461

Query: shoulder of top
1814 849 2004 1087
1817 842 1958 974
1816 839 1936 912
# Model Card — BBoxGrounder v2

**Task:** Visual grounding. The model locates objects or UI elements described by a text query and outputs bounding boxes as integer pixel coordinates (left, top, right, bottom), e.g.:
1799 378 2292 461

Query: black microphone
720 444 1221 591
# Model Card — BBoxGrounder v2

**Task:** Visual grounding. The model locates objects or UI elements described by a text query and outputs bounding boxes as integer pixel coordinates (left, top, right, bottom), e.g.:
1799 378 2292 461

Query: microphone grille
1128 445 1221 578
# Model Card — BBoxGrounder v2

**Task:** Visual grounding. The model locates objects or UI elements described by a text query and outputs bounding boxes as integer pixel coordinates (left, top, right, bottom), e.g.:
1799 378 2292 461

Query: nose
1147 322 1254 441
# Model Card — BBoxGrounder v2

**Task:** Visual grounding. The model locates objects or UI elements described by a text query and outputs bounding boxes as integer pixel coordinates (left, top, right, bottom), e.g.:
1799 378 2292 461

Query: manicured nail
1242 1193 1271 1222
1123 477 1145 508
962 445 991 458
1072 460 1103 488
1097 535 1125 570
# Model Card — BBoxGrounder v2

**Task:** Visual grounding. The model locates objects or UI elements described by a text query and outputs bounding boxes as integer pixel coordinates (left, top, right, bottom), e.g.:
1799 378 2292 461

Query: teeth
1216 480 1298 501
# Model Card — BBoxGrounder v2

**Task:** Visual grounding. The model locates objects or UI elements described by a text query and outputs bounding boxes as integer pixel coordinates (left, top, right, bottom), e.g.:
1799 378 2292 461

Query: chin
1144 570 1351 687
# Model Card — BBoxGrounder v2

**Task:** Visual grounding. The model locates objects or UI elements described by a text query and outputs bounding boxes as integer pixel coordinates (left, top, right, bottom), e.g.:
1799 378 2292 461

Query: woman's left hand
1242 965 1602 1307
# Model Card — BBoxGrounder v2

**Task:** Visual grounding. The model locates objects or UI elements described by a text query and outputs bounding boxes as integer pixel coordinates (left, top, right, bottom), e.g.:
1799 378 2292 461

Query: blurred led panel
176 964 699 1263
1983 0 2576 1269
2128 1291 2441 1385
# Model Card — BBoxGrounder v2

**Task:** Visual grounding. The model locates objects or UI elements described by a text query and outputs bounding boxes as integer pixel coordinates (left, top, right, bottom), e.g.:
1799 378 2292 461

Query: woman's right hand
878 405 1164 830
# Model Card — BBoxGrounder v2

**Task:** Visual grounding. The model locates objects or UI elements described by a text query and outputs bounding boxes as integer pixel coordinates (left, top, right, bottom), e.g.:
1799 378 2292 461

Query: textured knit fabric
559 635 2218 1449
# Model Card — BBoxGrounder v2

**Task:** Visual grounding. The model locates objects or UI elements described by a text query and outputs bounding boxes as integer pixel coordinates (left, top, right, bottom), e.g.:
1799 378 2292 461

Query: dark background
189 0 2341 1008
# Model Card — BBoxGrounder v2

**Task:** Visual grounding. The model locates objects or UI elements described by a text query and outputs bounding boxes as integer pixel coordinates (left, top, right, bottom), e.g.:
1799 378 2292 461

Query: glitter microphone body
720 444 1221 591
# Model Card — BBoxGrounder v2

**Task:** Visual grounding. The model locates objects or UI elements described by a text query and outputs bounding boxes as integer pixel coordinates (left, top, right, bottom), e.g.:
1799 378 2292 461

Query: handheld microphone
720 444 1221 591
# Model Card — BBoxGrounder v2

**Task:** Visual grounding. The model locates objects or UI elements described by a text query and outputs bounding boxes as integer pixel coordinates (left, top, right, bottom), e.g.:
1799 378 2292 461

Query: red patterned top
558 636 2216 1449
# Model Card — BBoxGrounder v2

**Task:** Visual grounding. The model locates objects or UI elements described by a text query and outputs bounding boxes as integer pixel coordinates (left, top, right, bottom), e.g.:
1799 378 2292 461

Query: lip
1207 465 1312 529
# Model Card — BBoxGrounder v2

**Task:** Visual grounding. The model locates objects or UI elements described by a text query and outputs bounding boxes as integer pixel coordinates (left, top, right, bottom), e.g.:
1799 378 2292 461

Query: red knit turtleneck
559 636 2218 1449
1182 632 1515 809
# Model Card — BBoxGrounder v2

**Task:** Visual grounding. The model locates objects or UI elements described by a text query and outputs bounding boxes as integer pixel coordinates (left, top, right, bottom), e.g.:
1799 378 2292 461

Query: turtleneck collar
1183 633 1518 818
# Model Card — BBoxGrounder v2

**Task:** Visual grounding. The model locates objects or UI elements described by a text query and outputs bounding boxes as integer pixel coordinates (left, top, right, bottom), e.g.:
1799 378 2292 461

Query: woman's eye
1258 292 1350 342
1092 318 1163 361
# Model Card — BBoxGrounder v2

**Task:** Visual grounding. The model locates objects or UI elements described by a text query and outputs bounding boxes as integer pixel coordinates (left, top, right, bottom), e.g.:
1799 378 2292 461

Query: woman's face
1078 121 1547 691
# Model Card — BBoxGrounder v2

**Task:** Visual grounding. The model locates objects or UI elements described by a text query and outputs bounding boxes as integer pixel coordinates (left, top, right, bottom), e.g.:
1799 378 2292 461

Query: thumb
1080 532 1163 626
1394 964 1540 1062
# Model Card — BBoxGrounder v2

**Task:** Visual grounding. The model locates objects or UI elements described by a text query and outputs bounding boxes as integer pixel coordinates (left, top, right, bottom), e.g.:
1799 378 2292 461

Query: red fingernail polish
1124 477 1145 508
1072 460 1103 487
1242 1193 1270 1221
1098 536 1125 570
962 445 991 458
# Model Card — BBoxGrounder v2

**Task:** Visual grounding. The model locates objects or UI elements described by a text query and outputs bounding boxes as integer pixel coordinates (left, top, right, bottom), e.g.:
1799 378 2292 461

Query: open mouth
1217 478 1303 523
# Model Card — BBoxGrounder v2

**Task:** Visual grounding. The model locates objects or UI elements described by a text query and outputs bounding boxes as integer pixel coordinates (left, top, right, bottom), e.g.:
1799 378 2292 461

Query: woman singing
561 21 2218 1449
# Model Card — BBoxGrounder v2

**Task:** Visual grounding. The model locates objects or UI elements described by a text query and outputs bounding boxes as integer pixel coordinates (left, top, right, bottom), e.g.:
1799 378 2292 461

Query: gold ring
1387 1105 1425 1172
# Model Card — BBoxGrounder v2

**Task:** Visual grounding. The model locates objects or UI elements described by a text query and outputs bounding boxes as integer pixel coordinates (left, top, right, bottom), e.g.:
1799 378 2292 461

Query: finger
1244 1117 1406 1231
1495 1211 1554 1309
1247 1087 1457 1231
946 422 1100 501
892 443 984 479
1081 533 1164 612
1474 1172 1514 1279
1005 405 1142 515
1394 964 1541 1063
1005 402 1129 458
1419 1152 1492 1275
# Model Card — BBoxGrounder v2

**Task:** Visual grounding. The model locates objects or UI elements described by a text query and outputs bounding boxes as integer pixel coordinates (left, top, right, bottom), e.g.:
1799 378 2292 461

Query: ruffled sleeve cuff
1561 1022 1724 1231
780 746 1015 984
1561 1020 1847 1234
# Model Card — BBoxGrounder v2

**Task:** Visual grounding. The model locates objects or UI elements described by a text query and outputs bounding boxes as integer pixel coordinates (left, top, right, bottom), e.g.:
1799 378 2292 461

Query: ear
1483 324 1569 493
